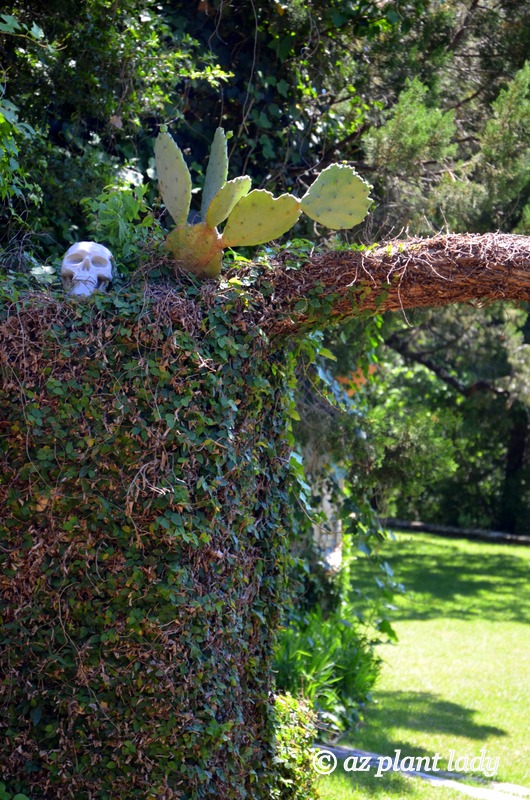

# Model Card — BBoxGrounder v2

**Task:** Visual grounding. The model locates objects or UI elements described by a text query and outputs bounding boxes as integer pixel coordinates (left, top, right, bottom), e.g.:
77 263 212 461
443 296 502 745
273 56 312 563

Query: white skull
61 241 113 297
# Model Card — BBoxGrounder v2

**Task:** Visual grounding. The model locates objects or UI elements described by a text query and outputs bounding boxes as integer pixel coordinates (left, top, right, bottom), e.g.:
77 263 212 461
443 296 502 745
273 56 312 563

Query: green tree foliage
0 97 36 204
368 304 530 533
364 78 457 177
4 0 530 253
477 64 530 226
0 1 230 254
340 2 530 539
1 0 443 260
362 63 530 235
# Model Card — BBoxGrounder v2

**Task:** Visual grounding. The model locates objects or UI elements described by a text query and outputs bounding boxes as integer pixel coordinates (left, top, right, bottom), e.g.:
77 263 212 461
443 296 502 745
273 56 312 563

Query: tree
369 302 530 532
0 0 231 255
3 0 530 261
1 232 529 798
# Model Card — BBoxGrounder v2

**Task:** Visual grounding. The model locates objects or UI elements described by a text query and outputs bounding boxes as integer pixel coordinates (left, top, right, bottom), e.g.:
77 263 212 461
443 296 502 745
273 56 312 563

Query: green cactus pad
155 131 192 226
300 164 372 229
165 223 223 277
206 176 252 228
222 190 301 247
201 127 229 221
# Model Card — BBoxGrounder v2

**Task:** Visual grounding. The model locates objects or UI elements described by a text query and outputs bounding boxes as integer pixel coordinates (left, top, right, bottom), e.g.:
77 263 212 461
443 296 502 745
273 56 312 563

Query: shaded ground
351 533 530 624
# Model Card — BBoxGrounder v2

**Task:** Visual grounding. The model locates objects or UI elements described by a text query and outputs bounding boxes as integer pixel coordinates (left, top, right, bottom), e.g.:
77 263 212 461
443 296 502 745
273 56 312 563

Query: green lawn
317 533 530 799
318 769 470 800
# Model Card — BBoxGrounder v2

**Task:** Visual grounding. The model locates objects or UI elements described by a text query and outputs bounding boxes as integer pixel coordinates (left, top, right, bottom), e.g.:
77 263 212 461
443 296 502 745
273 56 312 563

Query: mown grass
317 533 530 799
318 769 470 799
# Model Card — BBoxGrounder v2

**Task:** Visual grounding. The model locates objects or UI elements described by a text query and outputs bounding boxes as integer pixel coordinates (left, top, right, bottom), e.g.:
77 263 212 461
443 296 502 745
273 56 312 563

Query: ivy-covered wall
0 271 299 799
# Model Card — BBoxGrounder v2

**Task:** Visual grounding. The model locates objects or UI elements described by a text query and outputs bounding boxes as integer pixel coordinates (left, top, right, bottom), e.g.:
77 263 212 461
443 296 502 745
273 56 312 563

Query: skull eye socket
65 253 87 265
92 256 109 268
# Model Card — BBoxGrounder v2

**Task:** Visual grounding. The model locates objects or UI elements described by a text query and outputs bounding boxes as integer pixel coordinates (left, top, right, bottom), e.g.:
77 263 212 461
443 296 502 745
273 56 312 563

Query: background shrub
274 606 381 738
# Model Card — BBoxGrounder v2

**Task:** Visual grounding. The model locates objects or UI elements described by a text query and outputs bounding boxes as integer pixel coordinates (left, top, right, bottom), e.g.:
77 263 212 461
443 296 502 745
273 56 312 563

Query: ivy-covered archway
1 233 529 798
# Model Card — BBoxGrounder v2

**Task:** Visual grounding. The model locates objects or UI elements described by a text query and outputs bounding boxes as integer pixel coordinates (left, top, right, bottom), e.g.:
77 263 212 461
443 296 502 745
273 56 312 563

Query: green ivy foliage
0 268 317 798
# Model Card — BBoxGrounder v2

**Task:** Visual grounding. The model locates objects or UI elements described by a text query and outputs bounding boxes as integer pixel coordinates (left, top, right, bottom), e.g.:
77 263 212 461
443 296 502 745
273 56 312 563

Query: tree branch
384 332 509 398
445 0 481 53
258 233 530 338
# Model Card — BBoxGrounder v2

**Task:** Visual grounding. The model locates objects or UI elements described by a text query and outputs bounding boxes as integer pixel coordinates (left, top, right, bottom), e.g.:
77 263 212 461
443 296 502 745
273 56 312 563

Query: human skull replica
61 242 113 297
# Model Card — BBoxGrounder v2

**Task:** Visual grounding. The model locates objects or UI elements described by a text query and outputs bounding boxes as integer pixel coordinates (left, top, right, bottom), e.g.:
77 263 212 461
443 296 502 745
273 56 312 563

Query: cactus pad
165 223 223 278
300 164 372 229
206 176 252 228
222 190 301 247
154 131 192 226
201 127 229 221
154 127 373 280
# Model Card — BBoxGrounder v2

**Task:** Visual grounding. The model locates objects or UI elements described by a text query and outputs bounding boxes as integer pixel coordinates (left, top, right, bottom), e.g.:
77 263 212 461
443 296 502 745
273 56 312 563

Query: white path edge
407 773 530 800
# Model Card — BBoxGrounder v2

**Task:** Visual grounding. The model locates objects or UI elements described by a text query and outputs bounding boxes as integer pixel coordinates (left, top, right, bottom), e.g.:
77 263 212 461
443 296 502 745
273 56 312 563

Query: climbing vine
0 265 313 798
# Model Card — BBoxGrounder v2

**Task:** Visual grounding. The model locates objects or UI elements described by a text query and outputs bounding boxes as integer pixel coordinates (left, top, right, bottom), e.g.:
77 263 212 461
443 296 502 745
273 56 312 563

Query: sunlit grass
317 533 530 798
318 768 471 799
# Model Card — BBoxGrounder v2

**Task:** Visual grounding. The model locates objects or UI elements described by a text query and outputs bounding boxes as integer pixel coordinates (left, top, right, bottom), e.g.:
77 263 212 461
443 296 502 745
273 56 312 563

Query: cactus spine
155 128 372 278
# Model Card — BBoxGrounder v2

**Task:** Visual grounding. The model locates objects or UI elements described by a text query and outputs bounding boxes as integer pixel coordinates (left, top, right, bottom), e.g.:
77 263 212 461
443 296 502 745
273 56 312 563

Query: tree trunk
302 443 344 573
1 233 529 798
497 401 528 533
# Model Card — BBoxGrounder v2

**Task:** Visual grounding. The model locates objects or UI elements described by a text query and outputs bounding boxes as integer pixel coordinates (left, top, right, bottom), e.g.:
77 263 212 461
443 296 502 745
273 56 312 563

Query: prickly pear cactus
201 127 230 221
206 177 252 229
222 190 301 247
165 223 223 278
154 129 192 226
155 128 372 279
300 164 372 229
